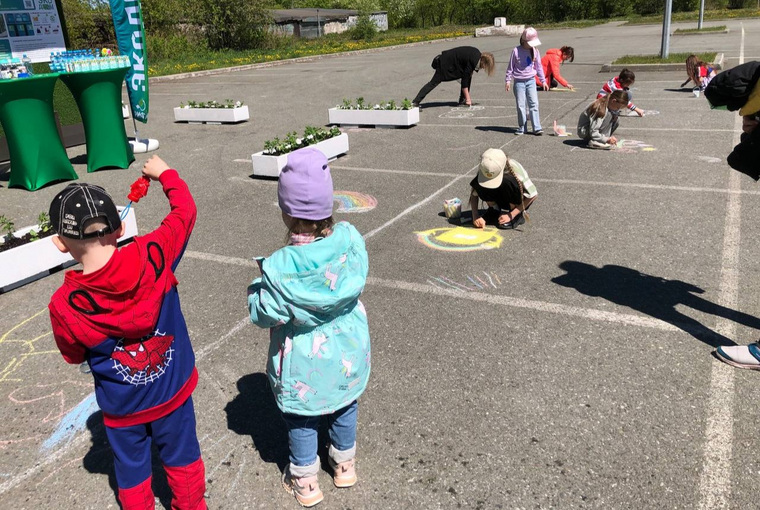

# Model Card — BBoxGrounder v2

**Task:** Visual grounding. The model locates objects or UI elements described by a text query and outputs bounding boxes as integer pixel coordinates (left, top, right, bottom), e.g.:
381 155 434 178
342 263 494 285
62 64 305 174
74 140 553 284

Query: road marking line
329 165 463 177
182 250 701 334
534 178 760 196
416 124 735 132
697 23 744 510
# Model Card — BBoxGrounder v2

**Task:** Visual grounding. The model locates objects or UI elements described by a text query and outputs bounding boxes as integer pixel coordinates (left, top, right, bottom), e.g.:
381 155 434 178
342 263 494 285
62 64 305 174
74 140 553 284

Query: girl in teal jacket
248 147 370 508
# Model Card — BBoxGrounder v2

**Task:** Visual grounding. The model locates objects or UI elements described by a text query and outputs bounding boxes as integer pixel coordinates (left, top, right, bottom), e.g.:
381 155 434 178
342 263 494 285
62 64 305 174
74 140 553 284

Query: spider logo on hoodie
111 331 174 385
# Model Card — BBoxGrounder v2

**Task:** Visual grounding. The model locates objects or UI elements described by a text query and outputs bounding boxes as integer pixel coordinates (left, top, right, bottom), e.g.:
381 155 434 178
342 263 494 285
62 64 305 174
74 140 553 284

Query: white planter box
251 133 350 178
0 207 138 292
173 106 249 124
327 107 419 127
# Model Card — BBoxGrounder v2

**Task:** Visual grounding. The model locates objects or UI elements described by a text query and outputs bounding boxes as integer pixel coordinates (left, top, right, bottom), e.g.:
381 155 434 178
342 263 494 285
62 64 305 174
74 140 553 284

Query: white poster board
0 0 66 63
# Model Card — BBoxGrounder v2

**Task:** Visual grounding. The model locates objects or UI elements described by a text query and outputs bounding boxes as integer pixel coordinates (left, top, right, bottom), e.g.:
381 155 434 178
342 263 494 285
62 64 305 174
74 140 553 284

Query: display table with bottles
60 67 134 172
0 73 77 191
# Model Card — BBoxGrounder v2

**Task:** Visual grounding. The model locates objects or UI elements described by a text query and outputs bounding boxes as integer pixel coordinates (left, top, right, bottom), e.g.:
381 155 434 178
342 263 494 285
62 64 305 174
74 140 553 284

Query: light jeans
282 400 358 477
513 78 541 133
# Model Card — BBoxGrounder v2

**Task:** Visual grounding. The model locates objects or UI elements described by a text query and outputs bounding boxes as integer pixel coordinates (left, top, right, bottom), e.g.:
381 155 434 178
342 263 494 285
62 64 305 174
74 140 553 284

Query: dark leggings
413 69 444 104
413 70 470 105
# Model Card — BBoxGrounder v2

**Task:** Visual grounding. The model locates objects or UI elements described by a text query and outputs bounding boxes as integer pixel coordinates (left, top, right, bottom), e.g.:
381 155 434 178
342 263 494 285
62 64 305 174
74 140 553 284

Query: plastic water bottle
21 54 33 76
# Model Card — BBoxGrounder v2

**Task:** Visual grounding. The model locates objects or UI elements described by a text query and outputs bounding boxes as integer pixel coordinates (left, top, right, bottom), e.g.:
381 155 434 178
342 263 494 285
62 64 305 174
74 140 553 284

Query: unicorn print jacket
248 222 370 416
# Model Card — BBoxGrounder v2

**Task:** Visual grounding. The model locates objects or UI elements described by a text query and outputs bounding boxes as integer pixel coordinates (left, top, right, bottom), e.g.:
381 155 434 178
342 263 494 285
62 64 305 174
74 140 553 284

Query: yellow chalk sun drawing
415 226 504 252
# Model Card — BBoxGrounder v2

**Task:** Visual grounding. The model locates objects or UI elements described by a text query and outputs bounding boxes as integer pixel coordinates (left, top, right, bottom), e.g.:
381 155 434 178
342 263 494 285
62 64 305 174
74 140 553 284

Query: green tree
61 0 115 48
200 0 274 50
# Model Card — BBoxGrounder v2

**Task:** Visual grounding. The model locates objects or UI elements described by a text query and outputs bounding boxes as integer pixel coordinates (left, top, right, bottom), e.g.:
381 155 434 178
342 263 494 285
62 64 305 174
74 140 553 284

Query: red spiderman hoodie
49 170 198 428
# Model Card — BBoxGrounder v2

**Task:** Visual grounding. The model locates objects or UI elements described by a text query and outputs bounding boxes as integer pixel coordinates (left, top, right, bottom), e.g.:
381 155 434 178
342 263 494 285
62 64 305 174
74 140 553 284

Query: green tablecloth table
60 68 134 172
0 73 77 191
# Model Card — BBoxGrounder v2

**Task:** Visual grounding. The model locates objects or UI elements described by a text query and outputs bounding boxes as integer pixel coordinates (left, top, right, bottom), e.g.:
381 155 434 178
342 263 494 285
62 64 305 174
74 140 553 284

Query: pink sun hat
522 27 541 47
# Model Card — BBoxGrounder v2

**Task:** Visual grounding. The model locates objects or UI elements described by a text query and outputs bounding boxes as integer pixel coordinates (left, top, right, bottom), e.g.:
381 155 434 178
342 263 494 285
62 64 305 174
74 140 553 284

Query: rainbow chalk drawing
427 272 502 292
415 226 503 252
333 191 377 213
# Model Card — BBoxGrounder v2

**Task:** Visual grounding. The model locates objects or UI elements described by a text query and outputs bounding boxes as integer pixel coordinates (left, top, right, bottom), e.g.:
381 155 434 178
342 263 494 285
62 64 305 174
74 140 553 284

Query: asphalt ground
1 18 760 509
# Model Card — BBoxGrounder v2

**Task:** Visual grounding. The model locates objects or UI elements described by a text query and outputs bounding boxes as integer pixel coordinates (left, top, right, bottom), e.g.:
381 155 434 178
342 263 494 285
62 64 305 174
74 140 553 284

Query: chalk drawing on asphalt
333 191 377 213
427 272 503 292
415 226 503 252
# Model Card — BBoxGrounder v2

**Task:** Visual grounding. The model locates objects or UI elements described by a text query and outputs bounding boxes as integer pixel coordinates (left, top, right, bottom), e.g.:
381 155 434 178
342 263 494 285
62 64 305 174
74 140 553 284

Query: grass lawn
674 25 726 33
613 51 717 64
146 20 612 77
147 25 477 77
624 7 760 25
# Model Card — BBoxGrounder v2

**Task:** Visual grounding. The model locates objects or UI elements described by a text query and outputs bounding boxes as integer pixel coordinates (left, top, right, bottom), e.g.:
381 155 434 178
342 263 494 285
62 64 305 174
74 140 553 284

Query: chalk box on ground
251 133 350 178
173 106 250 124
0 207 138 292
327 107 419 127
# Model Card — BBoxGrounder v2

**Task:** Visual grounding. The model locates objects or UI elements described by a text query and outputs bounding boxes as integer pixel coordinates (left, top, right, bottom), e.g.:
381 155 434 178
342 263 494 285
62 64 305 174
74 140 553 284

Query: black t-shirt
470 173 522 210
439 46 481 89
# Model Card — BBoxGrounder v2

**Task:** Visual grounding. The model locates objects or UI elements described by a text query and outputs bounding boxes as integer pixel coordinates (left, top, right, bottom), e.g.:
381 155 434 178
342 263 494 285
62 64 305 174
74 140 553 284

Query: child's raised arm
140 156 197 271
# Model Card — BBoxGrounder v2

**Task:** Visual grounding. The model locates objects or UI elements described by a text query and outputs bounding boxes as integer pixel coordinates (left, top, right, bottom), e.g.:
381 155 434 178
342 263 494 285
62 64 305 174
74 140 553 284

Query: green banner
109 0 148 123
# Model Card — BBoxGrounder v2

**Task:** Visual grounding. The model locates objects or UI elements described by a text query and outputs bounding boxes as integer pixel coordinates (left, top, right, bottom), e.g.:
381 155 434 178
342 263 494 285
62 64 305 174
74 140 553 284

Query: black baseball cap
49 183 121 240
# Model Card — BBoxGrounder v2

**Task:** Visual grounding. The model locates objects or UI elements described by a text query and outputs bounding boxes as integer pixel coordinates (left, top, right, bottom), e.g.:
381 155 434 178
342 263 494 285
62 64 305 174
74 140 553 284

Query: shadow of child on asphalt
82 411 172 508
225 373 290 471
551 261 760 348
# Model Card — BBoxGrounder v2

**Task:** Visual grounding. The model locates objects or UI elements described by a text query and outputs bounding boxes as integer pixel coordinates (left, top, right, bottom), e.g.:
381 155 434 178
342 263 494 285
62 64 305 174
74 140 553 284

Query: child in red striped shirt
598 68 644 117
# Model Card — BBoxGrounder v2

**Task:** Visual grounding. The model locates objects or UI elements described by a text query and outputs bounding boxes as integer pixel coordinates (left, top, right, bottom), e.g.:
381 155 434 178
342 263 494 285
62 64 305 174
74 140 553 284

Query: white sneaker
714 343 760 370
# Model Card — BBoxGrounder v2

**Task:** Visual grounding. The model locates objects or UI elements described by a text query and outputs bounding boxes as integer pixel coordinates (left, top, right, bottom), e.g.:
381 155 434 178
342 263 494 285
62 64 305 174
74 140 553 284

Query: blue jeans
513 79 541 133
282 400 358 477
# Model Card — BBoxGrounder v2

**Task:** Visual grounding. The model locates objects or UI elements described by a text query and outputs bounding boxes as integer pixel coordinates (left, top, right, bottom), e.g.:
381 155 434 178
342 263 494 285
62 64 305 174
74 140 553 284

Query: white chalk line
416 124 736 132
325 164 760 198
182 249 684 333
697 23 743 510
534 178 760 197
329 165 463 178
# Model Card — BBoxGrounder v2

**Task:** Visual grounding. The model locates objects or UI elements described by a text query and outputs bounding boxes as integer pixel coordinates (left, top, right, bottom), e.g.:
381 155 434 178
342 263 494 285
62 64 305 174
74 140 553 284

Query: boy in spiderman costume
48 156 206 510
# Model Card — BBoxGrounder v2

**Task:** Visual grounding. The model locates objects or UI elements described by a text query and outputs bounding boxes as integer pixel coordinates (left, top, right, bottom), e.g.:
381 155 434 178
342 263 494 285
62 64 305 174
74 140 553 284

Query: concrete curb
673 29 729 36
149 35 473 84
600 52 723 73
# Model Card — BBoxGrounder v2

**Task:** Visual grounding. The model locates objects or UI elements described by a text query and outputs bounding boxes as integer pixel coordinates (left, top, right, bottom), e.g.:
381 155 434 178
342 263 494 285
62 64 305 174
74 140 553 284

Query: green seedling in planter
356 97 365 110
342 98 352 109
38 212 52 234
0 215 15 243
28 228 40 242
402 98 413 110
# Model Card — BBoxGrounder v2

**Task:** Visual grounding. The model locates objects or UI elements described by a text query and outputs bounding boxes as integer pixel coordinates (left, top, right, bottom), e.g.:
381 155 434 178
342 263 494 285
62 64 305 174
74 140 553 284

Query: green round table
60 68 134 173
0 73 77 191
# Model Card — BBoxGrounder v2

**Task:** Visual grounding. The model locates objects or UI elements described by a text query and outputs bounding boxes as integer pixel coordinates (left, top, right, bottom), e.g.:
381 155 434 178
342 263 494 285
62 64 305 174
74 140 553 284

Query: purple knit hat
278 147 334 221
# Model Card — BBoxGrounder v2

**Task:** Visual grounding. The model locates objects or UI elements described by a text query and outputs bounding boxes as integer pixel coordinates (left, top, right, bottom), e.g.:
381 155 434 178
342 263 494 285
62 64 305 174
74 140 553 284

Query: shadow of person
418 101 459 108
475 125 516 134
551 261 760 347
225 373 290 471
82 410 172 508
562 139 588 148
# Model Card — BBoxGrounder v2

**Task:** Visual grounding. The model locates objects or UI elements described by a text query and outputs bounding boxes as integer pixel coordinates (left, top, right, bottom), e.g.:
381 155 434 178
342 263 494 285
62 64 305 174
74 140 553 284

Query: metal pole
660 0 673 59
317 9 321 37
698 0 705 30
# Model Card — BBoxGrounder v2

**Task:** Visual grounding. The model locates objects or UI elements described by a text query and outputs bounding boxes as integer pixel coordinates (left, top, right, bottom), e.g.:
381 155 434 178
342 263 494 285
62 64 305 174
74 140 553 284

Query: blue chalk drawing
40 392 99 453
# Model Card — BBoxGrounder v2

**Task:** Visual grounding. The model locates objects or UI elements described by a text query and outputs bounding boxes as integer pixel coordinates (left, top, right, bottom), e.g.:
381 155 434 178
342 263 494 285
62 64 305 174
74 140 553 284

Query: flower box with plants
252 126 348 178
173 100 249 124
328 98 419 127
0 208 138 292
